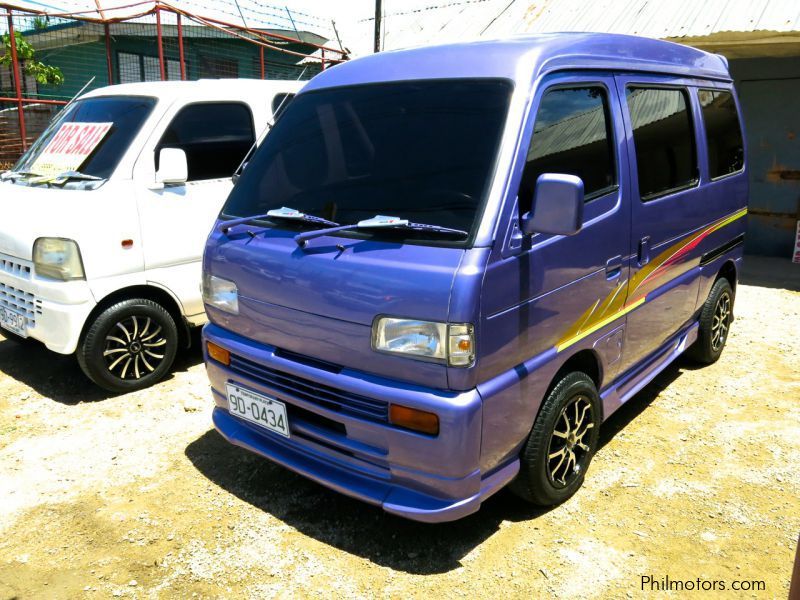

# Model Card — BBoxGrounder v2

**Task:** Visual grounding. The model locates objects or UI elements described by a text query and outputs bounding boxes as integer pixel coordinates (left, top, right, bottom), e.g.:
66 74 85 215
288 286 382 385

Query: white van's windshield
10 95 156 182
221 79 512 244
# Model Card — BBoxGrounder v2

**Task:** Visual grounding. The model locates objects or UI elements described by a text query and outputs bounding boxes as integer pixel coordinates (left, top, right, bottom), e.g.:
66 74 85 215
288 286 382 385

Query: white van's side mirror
522 173 584 236
156 148 188 185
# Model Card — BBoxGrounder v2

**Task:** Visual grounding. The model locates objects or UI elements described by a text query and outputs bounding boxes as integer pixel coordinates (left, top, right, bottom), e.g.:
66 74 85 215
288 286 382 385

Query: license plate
226 383 290 438
0 306 27 338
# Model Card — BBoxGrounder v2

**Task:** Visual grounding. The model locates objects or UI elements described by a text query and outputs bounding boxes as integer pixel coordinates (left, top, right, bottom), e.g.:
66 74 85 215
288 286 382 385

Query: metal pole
177 13 186 80
6 11 27 152
259 46 265 79
374 0 382 53
321 47 326 71
104 23 113 84
156 5 166 81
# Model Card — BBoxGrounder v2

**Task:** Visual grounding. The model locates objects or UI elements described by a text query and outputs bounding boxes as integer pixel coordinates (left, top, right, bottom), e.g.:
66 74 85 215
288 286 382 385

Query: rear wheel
687 277 734 365
77 299 179 393
510 372 601 506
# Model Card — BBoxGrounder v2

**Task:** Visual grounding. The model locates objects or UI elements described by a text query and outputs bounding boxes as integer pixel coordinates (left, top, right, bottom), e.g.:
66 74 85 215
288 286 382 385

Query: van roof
81 78 305 101
303 33 731 92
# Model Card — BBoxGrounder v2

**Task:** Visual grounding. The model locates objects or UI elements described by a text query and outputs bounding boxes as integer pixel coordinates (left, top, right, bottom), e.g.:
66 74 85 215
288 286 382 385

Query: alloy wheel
711 293 731 352
103 316 168 380
547 395 595 488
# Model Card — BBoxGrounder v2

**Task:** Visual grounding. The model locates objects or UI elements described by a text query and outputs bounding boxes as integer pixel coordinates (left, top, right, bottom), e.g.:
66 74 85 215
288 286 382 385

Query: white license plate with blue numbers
0 307 27 337
226 383 290 438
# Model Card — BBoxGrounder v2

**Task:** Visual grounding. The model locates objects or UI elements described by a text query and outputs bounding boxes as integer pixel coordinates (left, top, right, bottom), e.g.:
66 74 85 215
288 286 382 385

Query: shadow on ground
0 329 204 404
740 254 800 291
185 359 687 575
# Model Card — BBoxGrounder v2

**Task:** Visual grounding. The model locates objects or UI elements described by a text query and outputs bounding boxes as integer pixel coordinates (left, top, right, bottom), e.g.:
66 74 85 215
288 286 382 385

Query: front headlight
202 273 239 315
372 317 475 367
33 237 85 280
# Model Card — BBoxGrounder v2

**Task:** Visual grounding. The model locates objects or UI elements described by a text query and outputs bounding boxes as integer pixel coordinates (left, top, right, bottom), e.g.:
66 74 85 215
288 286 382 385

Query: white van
0 79 302 392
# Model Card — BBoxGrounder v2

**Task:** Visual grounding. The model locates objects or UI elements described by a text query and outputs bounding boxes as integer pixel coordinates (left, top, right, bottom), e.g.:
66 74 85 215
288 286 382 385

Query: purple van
200 33 747 522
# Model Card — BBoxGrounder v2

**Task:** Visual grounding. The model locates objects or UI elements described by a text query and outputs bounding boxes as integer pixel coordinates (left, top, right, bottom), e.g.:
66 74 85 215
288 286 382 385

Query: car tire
509 372 601 506
77 298 179 393
687 277 734 365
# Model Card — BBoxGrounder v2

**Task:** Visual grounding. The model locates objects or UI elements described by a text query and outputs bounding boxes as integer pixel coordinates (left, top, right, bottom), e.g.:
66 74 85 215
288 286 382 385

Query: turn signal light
389 404 439 436
206 341 230 366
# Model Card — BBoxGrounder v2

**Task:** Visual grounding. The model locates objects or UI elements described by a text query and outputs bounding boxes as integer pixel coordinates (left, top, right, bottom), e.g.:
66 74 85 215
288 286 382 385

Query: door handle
606 255 622 280
638 236 651 267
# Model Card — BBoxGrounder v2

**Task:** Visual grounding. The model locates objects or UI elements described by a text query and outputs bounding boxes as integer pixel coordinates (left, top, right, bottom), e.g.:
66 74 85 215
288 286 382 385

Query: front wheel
77 299 179 393
509 372 601 506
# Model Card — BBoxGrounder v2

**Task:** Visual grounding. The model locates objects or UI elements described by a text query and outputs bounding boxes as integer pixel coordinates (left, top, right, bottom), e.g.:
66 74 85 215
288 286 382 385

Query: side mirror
521 173 584 236
156 148 188 185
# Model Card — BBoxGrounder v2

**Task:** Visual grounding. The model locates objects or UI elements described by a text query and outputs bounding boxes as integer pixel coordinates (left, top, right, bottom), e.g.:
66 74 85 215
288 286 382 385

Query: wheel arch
81 284 191 348
717 259 737 295
541 348 603 420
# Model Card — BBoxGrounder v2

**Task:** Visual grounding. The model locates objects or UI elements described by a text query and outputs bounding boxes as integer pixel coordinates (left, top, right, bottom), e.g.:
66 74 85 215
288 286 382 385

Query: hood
204 227 466 389
0 180 141 278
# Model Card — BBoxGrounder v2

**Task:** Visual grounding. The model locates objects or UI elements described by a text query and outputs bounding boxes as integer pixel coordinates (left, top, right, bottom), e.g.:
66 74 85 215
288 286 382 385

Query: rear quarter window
698 89 744 179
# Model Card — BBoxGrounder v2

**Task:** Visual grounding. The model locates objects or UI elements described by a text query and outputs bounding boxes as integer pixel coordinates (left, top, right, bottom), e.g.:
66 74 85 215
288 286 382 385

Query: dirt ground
0 271 798 599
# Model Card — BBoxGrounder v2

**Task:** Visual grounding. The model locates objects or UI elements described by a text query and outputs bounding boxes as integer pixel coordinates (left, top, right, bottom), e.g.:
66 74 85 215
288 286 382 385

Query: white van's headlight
372 317 475 367
202 274 239 315
33 238 85 280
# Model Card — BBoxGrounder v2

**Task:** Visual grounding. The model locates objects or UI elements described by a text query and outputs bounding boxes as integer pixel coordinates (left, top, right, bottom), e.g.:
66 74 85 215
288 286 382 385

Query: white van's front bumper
0 253 96 354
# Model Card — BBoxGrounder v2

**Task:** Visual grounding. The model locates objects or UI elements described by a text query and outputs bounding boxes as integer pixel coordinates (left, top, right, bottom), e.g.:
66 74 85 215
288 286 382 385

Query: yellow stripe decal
553 208 746 353
555 297 645 352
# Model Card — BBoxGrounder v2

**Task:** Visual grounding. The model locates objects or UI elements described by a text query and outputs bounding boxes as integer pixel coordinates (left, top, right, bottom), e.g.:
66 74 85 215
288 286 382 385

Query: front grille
0 282 40 327
0 254 32 279
229 354 389 423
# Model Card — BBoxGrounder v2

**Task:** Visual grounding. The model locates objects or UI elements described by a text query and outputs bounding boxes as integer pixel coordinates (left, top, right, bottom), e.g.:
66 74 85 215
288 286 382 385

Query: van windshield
221 79 512 244
12 95 156 180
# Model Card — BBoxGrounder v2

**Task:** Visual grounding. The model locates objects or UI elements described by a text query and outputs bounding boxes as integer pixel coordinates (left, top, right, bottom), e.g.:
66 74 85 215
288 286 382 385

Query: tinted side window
156 103 254 181
627 87 697 200
520 86 616 210
271 93 295 121
698 89 744 179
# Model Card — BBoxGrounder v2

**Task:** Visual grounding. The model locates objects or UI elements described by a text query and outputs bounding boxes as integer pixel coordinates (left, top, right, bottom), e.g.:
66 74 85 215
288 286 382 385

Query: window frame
155 100 256 182
523 81 620 205
625 83 700 203
117 50 181 83
696 87 746 183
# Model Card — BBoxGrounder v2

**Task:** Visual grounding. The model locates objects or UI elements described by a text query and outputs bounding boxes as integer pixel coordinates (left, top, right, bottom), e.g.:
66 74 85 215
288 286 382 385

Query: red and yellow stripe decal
555 207 746 353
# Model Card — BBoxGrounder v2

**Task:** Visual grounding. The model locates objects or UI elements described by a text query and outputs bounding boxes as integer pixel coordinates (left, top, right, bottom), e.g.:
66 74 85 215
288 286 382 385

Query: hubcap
711 293 731 352
547 395 595 488
103 316 167 380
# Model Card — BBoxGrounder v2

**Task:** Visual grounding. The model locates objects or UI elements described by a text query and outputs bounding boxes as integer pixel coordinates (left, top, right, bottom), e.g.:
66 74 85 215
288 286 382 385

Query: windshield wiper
1 170 41 181
26 170 106 186
294 215 469 247
219 206 340 234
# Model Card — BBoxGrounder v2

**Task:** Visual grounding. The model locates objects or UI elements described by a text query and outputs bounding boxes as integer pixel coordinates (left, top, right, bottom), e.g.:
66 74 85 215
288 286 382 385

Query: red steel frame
1 1 346 160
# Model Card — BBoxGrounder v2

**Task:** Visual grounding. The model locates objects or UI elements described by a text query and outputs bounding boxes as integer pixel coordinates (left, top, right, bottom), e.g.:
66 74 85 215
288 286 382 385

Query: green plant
0 31 64 85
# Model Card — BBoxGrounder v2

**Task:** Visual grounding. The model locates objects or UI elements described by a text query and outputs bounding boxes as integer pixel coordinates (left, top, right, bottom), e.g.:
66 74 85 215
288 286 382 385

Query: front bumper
0 253 95 354
203 323 518 523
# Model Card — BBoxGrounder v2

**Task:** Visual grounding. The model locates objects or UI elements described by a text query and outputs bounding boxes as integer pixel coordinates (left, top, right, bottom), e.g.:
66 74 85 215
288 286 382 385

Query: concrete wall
729 56 800 257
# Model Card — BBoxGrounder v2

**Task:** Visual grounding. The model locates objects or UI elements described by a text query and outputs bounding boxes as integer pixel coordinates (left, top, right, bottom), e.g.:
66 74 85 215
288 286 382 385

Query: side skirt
600 321 699 420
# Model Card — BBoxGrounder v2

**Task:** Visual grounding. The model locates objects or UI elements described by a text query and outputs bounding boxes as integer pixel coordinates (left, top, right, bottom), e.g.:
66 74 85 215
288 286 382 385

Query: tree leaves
1 31 64 86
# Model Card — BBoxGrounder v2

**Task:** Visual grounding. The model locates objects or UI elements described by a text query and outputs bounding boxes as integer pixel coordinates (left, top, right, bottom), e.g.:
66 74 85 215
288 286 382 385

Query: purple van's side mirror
521 173 584 236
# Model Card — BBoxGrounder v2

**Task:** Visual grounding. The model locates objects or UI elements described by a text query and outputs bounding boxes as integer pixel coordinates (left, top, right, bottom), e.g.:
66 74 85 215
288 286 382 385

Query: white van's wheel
509 372 601 506
77 299 179 393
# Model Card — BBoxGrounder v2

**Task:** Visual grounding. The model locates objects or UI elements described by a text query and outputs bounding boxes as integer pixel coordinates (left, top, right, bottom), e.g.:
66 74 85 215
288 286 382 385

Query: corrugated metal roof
376 0 800 52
